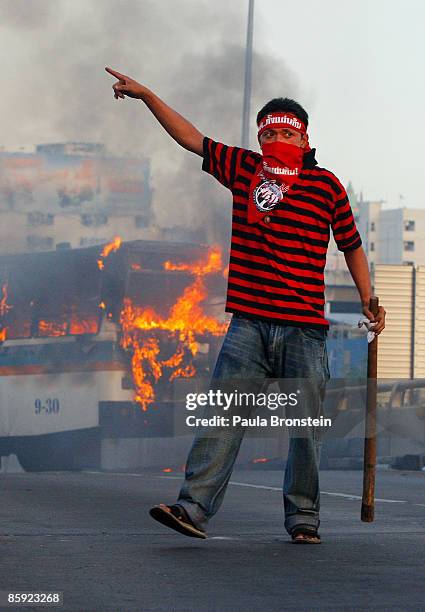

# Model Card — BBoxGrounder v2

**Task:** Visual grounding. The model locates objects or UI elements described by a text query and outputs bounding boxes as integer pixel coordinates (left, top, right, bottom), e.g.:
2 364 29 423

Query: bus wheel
16 430 100 472
17 442 78 471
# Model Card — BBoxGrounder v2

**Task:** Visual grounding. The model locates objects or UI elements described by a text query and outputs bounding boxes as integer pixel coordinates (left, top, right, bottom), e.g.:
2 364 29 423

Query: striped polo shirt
202 137 362 329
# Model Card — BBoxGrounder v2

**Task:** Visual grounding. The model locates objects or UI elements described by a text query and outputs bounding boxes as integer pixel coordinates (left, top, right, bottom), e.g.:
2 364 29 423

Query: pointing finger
105 66 127 81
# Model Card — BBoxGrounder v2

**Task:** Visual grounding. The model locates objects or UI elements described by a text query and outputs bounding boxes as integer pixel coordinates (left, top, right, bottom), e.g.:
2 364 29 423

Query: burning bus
0 239 227 471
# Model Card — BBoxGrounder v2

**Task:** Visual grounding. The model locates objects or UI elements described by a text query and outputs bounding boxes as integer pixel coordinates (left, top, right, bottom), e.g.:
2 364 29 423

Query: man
105 67 386 544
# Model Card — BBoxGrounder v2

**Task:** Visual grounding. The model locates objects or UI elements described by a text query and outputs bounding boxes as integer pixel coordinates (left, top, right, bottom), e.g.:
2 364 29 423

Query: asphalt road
0 466 424 611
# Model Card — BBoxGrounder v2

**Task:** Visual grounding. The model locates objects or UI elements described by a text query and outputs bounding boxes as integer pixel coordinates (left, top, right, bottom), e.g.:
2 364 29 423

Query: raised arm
105 67 204 156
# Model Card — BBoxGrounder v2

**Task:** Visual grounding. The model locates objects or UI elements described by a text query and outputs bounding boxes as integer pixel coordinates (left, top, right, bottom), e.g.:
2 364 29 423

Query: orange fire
0 283 12 316
38 310 98 337
119 246 227 410
252 457 269 464
164 245 222 276
97 236 122 270
38 320 67 337
0 240 227 412
0 282 12 341
69 315 98 335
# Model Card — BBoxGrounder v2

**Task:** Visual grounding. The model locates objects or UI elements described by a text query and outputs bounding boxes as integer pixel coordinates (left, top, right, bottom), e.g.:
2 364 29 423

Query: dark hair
256 98 309 128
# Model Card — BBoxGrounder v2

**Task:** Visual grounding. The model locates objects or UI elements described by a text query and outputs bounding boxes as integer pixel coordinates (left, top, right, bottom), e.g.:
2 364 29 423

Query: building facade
358 199 425 268
374 263 425 379
0 142 155 254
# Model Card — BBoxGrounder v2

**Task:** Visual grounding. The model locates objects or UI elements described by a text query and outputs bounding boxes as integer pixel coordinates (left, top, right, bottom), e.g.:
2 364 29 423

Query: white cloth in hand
357 317 377 343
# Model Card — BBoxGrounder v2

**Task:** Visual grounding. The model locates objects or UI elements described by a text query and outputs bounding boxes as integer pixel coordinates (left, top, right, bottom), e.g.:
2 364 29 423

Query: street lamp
241 0 254 149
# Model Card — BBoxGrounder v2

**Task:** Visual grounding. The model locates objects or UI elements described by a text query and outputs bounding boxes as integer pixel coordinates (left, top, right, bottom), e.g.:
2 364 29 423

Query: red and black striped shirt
202 137 362 329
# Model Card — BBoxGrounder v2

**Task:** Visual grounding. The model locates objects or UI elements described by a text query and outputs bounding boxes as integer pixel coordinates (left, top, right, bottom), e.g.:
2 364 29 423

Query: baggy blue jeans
177 314 330 534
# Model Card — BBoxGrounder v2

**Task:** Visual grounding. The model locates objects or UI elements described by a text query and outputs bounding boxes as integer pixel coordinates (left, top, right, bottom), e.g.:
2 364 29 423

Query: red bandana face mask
261 140 304 183
247 112 311 224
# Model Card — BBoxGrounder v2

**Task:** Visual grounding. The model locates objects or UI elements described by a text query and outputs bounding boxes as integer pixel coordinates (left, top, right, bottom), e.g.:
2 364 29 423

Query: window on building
370 242 375 252
80 214 108 227
404 241 415 251
404 220 415 231
81 214 93 227
135 214 149 228
370 221 375 231
27 212 54 226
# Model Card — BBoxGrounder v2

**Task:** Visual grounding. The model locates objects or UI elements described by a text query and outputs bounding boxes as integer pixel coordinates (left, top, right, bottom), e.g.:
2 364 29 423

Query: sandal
290 525 321 545
149 504 207 539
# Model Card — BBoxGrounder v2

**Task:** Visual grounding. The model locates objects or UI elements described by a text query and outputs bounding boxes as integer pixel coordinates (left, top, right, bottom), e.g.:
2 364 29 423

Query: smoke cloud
0 0 300 243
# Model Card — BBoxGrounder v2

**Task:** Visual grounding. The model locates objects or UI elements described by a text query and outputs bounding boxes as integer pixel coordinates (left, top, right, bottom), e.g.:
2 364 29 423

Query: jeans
177 314 330 534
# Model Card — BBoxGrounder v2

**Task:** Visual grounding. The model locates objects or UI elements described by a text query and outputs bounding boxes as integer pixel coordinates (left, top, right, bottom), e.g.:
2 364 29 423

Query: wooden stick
361 295 379 522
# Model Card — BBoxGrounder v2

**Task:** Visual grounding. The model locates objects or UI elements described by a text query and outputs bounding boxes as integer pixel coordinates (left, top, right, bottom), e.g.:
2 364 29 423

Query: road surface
0 467 424 611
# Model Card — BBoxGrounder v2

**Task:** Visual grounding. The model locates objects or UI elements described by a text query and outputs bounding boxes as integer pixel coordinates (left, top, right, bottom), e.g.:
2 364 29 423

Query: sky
256 0 425 209
0 0 423 226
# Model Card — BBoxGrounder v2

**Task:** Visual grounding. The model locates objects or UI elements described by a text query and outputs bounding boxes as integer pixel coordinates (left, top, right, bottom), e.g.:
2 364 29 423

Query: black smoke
0 0 301 245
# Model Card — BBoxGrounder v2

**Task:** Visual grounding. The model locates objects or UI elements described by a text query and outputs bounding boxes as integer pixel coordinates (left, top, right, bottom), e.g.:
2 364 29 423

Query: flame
0 283 12 316
162 468 173 473
38 311 98 337
97 236 122 270
119 246 227 410
252 457 269 464
69 317 98 335
131 263 142 271
0 283 12 342
0 242 227 412
164 245 222 276
38 320 67 337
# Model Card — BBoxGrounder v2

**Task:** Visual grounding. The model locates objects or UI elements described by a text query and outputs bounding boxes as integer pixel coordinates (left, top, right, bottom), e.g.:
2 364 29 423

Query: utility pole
241 0 254 149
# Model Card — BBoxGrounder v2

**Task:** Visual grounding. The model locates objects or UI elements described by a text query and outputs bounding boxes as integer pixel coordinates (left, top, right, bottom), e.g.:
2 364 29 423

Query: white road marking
86 472 420 506
84 470 143 477
229 481 407 503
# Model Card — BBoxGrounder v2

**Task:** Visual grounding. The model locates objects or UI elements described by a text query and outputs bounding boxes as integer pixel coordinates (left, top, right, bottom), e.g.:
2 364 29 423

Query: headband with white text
257 112 307 139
